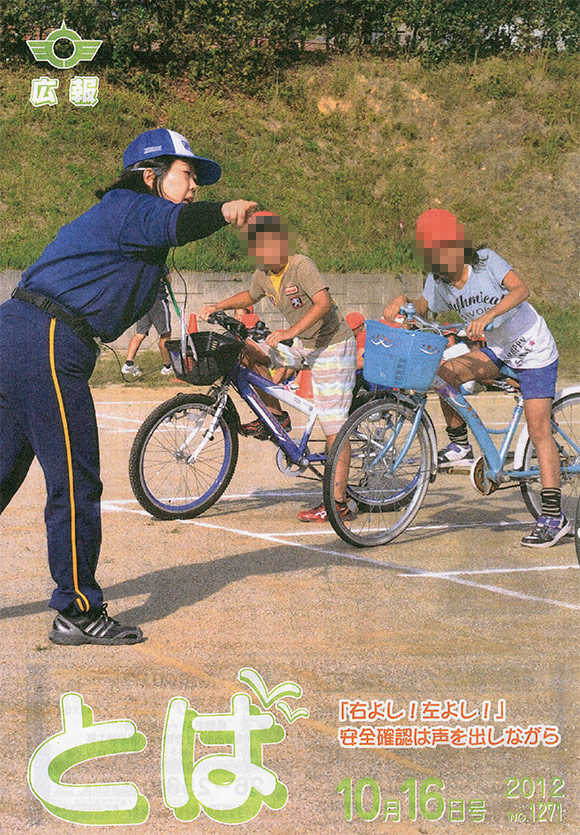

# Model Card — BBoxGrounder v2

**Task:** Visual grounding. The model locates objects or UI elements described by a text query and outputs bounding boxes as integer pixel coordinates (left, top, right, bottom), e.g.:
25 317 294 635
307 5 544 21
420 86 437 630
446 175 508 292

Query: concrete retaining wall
0 269 423 349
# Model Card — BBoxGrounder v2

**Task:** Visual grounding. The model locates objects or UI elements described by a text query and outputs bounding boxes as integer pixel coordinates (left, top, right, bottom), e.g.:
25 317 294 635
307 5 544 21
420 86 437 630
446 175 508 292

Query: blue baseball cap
122 128 222 185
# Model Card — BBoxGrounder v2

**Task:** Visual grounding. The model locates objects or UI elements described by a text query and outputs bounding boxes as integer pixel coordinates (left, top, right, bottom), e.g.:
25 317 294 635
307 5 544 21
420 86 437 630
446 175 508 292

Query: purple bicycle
129 311 365 519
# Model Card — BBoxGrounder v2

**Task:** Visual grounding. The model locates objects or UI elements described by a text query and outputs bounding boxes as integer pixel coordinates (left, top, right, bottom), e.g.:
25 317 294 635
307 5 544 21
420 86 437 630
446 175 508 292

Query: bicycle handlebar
208 310 248 336
207 311 294 347
398 303 493 337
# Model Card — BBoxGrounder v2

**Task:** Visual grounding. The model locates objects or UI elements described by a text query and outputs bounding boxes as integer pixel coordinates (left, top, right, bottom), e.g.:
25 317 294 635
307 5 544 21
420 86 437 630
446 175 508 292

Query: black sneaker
49 603 144 646
241 411 292 440
521 514 571 548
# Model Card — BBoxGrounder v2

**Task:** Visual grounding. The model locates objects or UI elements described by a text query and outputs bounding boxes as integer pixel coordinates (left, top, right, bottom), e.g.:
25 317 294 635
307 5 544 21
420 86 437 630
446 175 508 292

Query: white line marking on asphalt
252 520 531 537
97 499 561 535
410 575 580 611
101 489 320 506
97 413 143 424
101 502 149 515
399 564 578 577
99 499 580 610
179 519 580 612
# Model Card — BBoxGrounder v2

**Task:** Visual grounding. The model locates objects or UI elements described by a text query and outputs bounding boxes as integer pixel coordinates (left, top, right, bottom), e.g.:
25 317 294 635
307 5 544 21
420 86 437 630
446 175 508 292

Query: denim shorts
481 347 558 400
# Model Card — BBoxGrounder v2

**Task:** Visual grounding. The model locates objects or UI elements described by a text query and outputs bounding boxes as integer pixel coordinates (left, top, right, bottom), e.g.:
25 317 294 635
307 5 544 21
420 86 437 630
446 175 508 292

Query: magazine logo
26 21 101 107
27 668 309 826
26 20 102 69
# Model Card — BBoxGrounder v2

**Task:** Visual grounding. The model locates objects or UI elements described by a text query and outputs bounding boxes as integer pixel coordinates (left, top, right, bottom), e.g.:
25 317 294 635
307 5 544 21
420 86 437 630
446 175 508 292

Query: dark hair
247 215 284 243
465 244 489 270
432 244 489 282
95 155 190 200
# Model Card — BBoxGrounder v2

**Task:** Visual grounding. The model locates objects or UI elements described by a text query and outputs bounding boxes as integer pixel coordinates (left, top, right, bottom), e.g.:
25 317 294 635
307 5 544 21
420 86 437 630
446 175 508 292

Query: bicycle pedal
437 463 460 474
445 463 474 475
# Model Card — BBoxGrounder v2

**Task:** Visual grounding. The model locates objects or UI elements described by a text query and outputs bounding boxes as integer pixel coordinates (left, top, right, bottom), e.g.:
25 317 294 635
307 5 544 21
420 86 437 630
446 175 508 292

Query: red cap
345 311 365 330
416 209 465 248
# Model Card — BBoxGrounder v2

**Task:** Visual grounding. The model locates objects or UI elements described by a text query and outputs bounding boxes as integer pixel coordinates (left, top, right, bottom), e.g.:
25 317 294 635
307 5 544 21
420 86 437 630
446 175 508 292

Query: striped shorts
268 336 357 436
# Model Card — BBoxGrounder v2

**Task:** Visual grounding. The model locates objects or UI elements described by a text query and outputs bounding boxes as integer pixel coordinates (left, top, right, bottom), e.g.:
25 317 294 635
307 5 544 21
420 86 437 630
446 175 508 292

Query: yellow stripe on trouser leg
48 318 90 613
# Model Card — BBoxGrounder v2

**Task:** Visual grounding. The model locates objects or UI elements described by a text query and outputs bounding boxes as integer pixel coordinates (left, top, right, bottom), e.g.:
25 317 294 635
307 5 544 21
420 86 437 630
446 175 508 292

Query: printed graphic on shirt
448 291 502 320
504 335 540 367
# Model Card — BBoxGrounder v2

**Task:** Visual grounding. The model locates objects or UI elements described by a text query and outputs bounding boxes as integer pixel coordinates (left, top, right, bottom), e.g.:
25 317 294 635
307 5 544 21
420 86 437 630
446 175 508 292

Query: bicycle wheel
129 393 239 519
323 399 432 547
520 392 580 522
575 493 580 565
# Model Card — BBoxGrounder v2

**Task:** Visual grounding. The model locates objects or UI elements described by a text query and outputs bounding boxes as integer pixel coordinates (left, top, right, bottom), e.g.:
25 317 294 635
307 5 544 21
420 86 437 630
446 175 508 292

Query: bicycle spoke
520 392 580 521
130 396 238 518
324 399 431 547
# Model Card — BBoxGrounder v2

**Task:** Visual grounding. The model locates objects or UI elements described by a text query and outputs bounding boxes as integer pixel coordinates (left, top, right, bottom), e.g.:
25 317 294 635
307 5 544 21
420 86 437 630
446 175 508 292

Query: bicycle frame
220 362 326 467
430 375 580 483
392 304 580 484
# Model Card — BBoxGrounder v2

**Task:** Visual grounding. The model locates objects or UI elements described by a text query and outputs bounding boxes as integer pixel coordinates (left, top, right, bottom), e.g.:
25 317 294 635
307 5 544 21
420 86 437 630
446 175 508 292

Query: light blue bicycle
323 305 580 547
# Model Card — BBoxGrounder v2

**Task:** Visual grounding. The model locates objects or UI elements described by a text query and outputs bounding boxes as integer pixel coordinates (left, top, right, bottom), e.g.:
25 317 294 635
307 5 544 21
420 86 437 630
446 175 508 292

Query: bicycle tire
520 392 580 522
323 399 432 547
129 393 239 519
575 493 580 565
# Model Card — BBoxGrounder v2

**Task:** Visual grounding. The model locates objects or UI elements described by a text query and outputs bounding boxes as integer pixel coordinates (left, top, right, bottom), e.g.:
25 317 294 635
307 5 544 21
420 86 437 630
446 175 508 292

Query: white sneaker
437 442 474 468
122 363 142 377
160 365 173 376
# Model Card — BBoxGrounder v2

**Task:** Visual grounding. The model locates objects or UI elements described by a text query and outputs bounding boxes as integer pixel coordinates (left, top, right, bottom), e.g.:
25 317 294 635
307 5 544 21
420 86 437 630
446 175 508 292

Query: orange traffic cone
296 369 313 399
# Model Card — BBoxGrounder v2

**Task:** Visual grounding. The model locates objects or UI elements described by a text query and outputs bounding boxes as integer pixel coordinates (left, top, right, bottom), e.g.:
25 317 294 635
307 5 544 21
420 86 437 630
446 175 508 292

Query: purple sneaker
521 514 571 548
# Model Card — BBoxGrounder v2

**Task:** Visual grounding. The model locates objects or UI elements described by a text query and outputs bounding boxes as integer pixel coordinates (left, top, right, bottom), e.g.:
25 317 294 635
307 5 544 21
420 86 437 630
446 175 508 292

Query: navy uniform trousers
0 298 104 613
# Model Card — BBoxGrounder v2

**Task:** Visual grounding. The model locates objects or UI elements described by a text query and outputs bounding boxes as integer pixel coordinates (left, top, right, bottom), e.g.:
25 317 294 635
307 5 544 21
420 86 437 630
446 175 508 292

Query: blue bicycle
323 306 580 547
129 311 371 519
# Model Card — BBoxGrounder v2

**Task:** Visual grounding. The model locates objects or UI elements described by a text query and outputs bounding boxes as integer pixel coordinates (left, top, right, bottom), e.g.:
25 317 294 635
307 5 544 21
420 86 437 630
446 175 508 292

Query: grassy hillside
1 54 579 309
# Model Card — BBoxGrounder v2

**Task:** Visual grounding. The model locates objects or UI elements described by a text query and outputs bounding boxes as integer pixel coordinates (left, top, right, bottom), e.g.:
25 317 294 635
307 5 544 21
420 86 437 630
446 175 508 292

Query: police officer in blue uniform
0 128 257 645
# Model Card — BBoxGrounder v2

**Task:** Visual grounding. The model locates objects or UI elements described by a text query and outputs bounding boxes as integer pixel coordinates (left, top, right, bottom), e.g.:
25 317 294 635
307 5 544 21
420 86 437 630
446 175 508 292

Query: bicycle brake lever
248 321 294 348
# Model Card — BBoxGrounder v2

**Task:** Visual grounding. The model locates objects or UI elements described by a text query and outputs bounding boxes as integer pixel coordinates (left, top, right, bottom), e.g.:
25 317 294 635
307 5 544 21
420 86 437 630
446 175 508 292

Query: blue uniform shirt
19 190 181 342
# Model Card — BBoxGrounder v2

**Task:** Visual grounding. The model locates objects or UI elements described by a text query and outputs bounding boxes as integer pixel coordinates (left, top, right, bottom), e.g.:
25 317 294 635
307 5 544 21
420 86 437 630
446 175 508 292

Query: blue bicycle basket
363 320 447 391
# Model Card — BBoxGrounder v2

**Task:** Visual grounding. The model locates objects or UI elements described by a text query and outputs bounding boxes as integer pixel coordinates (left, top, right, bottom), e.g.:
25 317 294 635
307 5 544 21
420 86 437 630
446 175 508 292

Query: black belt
12 288 99 349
